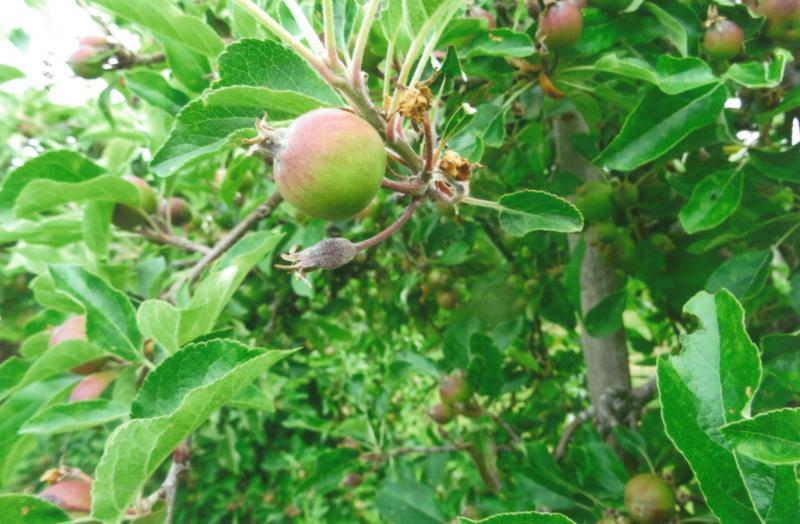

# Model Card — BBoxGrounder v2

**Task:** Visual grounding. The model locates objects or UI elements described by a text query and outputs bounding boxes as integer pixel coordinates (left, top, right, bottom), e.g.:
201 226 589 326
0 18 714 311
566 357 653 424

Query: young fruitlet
762 0 800 47
624 474 676 524
540 1 584 50
39 480 92 513
439 371 471 404
274 109 386 221
342 472 363 488
704 20 744 59
66 35 114 79
160 196 192 226
50 316 108 375
436 290 459 309
69 370 116 402
613 181 639 209
428 402 455 425
575 181 615 223
113 175 157 230
590 0 630 12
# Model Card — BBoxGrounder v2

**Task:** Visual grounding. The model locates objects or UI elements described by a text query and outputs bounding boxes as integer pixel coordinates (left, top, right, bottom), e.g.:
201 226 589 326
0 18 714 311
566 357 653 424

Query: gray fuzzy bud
276 238 358 276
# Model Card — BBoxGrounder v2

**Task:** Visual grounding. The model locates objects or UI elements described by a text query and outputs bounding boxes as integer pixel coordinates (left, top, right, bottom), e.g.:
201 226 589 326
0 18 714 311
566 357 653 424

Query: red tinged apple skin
160 197 192 226
762 0 800 46
39 480 92 513
69 370 116 402
540 1 584 50
274 109 386 221
439 372 471 404
112 175 157 230
704 20 745 59
49 316 86 347
78 35 109 48
67 47 106 79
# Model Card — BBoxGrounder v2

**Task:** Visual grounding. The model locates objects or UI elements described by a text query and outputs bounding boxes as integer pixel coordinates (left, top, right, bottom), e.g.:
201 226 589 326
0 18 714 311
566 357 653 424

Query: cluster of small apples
576 180 643 270
112 175 192 231
48 316 116 402
426 268 460 310
428 371 480 425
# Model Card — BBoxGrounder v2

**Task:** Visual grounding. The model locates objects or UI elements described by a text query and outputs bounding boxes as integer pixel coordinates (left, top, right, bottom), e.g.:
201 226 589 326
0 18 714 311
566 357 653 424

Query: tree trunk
554 112 632 431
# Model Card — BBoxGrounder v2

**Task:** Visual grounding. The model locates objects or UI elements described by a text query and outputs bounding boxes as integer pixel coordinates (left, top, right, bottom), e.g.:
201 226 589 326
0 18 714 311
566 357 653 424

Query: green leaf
376 480 446 524
706 250 772 300
465 191 583 236
0 64 25 84
0 340 105 403
597 84 727 171
150 86 327 177
459 511 576 523
593 54 718 95
721 408 800 465
91 339 294 523
137 300 180 354
177 231 282 345
0 151 104 221
83 201 114 255
0 494 70 524
749 144 800 182
0 377 77 487
467 334 503 397
19 400 129 435
14 175 141 217
440 103 478 146
0 217 84 246
584 289 626 337
644 2 688 56
678 168 744 234
88 0 224 58
463 28 535 58
49 264 144 363
657 290 800 523
216 39 341 105
725 49 792 89
125 70 189 115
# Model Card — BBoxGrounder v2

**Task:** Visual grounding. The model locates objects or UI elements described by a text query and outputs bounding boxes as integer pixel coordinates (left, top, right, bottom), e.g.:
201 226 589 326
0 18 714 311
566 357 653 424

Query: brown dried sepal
439 150 472 182
398 83 433 124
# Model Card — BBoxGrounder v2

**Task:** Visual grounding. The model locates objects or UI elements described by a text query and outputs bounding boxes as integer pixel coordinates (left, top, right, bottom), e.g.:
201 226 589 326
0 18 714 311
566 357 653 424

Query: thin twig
165 192 283 299
140 229 211 255
141 441 190 522
381 177 425 195
554 406 595 462
488 412 521 446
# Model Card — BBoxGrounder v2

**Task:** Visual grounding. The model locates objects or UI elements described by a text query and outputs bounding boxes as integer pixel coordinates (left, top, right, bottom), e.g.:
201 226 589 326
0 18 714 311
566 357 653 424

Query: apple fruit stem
355 198 422 251
381 177 426 195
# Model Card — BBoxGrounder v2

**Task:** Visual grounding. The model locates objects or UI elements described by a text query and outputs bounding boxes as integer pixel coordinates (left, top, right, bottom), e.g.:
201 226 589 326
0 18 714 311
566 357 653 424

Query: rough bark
554 112 632 431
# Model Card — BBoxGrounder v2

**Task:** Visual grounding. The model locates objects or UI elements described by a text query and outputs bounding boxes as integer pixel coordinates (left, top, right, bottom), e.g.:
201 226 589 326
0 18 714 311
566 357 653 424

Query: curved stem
322 0 342 70
232 0 335 84
284 0 326 55
355 198 422 251
350 0 382 89
381 177 425 195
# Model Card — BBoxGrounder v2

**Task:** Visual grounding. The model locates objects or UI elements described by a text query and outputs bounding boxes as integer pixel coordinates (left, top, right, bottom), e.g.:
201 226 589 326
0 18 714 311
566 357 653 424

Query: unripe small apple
428 402 455 424
575 181 615 223
113 175 157 230
540 1 584 50
590 0 631 12
159 197 192 226
67 46 107 79
613 181 639 209
472 7 497 28
49 315 86 347
426 268 450 288
39 480 92 513
624 474 675 524
78 35 110 48
439 371 471 404
274 109 386 221
762 0 800 47
436 290 458 309
704 20 745 59
342 472 363 488
69 370 116 402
